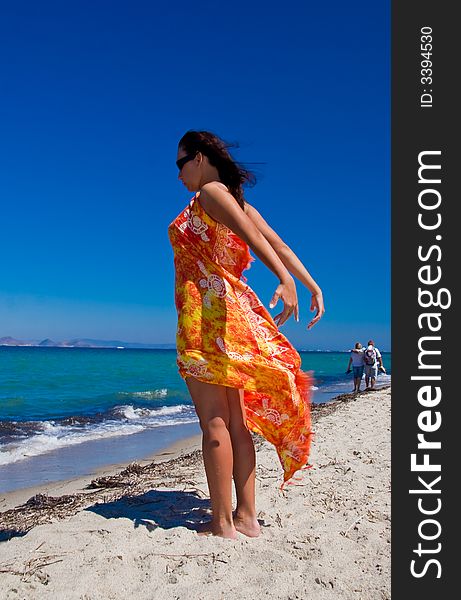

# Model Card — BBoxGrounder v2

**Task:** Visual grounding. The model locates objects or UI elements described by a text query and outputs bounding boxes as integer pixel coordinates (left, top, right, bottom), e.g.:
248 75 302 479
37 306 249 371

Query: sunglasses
176 152 197 171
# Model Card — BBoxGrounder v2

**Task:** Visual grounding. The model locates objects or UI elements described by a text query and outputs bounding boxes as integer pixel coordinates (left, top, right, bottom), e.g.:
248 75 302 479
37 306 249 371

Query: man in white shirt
363 339 386 390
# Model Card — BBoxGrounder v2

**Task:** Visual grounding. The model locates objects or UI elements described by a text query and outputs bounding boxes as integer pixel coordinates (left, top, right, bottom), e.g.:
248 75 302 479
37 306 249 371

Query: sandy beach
0 387 390 599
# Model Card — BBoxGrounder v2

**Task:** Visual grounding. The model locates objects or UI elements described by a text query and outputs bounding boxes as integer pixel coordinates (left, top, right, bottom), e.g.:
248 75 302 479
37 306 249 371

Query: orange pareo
168 192 313 488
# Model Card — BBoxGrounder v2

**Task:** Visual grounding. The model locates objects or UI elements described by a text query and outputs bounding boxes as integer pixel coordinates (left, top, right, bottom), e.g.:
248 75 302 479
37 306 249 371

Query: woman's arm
198 183 298 327
244 202 325 329
244 203 321 293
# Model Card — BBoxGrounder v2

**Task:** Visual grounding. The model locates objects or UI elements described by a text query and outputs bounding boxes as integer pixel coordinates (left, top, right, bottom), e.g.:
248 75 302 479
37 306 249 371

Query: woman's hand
269 277 299 327
307 290 325 330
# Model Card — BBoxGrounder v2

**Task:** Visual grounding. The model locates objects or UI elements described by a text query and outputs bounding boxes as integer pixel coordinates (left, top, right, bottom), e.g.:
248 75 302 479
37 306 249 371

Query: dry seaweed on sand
0 449 204 541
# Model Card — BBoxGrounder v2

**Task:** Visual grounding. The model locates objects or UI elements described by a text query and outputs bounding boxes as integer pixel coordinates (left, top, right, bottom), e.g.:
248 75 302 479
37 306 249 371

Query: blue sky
0 0 390 351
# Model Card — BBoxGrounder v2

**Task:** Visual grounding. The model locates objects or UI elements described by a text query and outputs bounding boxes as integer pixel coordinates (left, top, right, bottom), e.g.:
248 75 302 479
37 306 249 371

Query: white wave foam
120 389 168 399
0 422 143 466
114 404 188 420
310 386 319 391
0 405 198 466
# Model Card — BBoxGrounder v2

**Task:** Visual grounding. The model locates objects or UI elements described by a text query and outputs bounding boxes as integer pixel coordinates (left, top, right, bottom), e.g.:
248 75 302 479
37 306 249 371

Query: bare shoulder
199 181 234 205
198 182 242 222
200 181 229 194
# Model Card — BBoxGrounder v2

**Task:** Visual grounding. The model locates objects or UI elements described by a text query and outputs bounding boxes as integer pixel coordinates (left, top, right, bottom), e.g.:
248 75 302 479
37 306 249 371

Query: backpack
364 348 377 365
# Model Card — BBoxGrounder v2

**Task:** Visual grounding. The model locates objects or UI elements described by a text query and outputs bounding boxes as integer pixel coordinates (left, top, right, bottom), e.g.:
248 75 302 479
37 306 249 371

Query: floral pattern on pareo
168 192 313 488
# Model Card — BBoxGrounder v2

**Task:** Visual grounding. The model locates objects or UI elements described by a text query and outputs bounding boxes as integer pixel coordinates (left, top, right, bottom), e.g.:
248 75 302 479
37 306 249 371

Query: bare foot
232 513 261 538
194 520 237 539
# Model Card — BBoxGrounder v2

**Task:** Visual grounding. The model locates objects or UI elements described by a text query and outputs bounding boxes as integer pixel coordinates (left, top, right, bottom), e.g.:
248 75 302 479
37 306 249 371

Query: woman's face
176 147 201 191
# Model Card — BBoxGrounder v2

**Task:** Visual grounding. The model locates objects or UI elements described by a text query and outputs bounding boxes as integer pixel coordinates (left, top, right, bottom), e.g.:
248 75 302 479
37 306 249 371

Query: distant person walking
363 339 386 390
346 342 365 393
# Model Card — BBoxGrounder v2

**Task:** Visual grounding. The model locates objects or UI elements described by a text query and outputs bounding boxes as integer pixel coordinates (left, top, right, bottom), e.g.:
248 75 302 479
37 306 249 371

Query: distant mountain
39 338 59 347
0 336 176 349
0 336 29 346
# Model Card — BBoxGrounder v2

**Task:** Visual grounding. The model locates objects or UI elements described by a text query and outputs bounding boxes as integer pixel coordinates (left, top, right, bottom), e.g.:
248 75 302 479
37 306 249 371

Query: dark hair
178 130 257 210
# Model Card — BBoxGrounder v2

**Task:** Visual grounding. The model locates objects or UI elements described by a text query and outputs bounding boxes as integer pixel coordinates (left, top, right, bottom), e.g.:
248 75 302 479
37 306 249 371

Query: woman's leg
185 376 237 539
226 387 261 537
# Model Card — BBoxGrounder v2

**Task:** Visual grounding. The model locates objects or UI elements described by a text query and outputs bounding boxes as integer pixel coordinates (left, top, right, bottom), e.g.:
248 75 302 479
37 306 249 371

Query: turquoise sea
0 347 391 492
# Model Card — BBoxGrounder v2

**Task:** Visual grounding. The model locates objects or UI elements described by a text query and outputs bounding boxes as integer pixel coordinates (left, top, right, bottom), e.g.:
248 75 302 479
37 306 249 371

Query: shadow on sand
86 489 212 533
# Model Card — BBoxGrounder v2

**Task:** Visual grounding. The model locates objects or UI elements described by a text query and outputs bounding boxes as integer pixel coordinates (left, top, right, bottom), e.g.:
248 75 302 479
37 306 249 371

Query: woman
168 130 324 539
